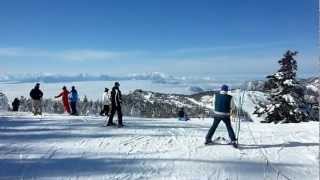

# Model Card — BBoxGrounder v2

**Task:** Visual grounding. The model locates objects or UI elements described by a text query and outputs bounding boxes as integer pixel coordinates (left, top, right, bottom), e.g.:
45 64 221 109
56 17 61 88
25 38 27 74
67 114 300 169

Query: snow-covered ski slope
0 112 318 180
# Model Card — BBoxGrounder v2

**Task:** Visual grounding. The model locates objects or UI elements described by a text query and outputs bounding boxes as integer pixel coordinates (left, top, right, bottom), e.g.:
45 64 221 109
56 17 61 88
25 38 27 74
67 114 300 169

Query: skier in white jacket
100 88 111 116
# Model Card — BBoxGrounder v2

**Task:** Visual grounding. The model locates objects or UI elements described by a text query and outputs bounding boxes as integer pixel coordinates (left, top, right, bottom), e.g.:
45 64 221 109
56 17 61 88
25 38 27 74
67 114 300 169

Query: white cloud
0 41 295 62
0 48 51 57
57 50 126 61
0 48 133 61
172 41 294 54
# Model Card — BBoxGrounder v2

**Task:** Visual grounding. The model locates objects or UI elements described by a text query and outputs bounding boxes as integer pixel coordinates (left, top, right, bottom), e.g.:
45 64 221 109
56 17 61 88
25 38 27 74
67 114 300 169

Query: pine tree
254 50 308 123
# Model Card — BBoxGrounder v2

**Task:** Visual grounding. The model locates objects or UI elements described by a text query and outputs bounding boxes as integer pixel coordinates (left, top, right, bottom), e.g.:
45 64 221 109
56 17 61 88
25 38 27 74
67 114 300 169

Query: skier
29 83 43 115
69 86 79 115
55 86 71 114
12 97 20 111
205 85 238 148
178 107 189 121
100 88 111 116
107 82 123 127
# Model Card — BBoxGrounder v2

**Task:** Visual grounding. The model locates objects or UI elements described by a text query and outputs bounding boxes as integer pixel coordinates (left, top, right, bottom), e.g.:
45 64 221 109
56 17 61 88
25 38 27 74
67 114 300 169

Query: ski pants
206 115 236 142
108 105 123 125
32 99 42 115
70 101 77 115
100 105 110 116
62 100 71 113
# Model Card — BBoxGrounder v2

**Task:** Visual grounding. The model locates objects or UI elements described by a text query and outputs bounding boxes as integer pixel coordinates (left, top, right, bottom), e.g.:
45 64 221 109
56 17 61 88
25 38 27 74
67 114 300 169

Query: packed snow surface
0 112 318 180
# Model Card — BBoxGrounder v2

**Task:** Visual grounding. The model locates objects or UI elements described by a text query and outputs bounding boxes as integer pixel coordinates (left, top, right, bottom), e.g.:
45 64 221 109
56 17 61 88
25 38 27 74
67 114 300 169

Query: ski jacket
30 88 43 100
111 87 122 107
214 92 232 116
56 90 70 104
69 90 78 102
102 92 111 105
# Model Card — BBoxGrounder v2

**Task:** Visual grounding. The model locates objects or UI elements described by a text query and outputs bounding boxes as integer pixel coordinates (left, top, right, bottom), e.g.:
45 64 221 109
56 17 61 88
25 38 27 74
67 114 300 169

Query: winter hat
115 82 120 87
104 88 109 92
62 86 67 90
221 85 229 92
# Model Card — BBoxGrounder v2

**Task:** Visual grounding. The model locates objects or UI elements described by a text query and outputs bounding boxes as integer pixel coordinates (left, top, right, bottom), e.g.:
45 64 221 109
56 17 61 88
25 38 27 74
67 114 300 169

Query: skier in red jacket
55 86 71 114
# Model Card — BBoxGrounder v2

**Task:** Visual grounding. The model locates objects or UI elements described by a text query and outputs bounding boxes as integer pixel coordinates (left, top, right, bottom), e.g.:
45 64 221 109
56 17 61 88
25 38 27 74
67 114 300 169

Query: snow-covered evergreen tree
254 50 308 123
0 92 9 110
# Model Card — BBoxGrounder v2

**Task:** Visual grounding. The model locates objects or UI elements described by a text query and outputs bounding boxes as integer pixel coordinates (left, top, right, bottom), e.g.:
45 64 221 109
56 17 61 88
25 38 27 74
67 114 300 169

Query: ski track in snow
0 112 318 180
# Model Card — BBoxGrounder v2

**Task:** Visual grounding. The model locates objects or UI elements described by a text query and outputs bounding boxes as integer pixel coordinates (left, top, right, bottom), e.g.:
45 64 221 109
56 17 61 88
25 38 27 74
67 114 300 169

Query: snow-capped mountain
0 72 182 84
0 76 317 121
122 89 215 118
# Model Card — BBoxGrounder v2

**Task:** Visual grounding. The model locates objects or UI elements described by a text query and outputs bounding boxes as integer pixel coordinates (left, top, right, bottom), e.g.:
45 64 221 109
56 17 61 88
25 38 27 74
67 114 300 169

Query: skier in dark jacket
29 83 43 115
55 86 71 114
107 82 123 127
69 86 78 115
205 85 237 148
12 98 20 111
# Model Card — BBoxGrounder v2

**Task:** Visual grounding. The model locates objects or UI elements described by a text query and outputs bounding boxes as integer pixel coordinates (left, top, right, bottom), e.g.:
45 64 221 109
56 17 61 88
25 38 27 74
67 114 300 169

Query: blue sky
0 0 318 78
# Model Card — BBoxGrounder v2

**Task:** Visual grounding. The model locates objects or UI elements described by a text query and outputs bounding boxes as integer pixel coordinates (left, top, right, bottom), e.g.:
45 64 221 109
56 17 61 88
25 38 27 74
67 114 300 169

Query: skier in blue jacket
69 86 79 115
205 85 237 148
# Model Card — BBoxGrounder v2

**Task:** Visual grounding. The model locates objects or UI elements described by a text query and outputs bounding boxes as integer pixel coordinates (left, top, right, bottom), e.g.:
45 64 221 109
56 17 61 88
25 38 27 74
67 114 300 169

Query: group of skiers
19 82 124 127
54 86 79 115
13 82 238 146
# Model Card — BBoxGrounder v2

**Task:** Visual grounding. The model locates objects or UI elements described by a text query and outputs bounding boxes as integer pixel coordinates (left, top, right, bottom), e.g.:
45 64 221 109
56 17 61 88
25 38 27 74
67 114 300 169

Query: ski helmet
221 84 229 92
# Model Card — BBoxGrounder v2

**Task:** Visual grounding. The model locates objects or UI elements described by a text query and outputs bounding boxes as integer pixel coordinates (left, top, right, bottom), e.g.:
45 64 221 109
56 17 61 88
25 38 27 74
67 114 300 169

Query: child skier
55 86 71 114
100 88 111 116
205 85 237 148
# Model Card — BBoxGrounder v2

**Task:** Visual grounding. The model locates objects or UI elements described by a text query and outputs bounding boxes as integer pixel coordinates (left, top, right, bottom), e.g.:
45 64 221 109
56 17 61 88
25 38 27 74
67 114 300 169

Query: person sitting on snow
178 107 189 121
12 97 20 112
55 86 71 114
205 85 237 148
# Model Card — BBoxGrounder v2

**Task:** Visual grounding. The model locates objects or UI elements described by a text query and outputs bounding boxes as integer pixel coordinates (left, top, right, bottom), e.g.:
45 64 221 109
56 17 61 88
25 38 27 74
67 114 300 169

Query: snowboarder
55 86 71 114
29 83 43 115
205 85 238 148
178 107 189 121
107 82 123 127
12 97 20 111
69 86 79 115
100 88 111 116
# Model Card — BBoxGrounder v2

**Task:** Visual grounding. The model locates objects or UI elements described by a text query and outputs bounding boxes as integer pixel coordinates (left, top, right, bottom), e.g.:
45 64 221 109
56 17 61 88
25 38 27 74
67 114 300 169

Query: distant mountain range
0 72 183 84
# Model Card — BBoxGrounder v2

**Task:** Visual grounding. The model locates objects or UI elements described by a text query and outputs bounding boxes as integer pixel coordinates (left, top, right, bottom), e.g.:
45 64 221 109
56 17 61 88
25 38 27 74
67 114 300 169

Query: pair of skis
205 136 238 148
